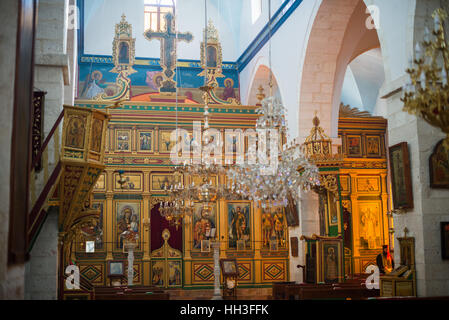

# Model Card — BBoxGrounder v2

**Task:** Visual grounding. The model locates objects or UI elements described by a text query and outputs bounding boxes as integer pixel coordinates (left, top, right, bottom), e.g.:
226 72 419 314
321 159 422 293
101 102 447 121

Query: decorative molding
339 103 374 118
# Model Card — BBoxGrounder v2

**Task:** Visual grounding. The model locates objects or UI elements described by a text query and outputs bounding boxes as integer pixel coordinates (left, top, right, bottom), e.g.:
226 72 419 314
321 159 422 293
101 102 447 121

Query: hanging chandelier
226 97 320 209
402 8 449 150
225 0 319 208
159 177 196 230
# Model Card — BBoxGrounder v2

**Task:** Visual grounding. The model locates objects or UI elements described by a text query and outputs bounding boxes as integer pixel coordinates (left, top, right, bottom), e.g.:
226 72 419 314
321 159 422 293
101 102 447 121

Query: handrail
27 161 62 251
31 109 64 171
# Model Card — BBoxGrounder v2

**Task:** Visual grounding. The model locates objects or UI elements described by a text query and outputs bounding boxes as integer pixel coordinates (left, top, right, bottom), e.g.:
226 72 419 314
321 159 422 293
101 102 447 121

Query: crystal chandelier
159 176 196 230
159 9 228 224
402 8 449 150
225 0 319 208
226 97 320 209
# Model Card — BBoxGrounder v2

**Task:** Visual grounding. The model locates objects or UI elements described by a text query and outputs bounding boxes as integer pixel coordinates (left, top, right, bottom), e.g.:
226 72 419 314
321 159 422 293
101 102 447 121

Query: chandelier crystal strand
226 0 320 209
226 96 320 209
159 3 192 227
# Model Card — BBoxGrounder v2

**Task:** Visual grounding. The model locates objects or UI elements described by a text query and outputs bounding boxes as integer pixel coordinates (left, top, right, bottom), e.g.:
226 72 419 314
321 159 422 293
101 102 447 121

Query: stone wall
380 0 449 297
25 208 59 300
25 0 74 300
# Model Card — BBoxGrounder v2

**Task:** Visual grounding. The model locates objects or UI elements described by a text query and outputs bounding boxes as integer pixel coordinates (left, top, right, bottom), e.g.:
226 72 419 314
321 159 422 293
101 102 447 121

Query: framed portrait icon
220 259 239 277
108 261 124 277
201 240 210 253
389 142 414 210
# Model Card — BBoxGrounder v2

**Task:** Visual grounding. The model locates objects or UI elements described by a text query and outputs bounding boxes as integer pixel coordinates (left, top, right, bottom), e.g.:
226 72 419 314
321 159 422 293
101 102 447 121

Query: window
144 0 176 32
251 0 262 24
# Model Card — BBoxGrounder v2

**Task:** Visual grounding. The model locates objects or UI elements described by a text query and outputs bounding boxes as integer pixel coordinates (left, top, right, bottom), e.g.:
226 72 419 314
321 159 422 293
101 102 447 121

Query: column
105 169 114 261
127 245 134 286
211 241 222 300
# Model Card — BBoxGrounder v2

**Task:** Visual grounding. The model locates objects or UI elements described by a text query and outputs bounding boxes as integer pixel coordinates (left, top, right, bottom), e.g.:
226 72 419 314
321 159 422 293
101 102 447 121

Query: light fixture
225 0 320 208
402 8 449 150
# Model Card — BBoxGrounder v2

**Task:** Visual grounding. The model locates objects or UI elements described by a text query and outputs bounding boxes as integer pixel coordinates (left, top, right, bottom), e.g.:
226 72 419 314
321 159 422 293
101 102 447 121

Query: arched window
144 0 176 32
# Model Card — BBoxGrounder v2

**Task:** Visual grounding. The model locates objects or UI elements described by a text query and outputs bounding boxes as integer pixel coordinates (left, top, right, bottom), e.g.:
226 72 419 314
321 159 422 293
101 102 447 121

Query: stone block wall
25 0 75 300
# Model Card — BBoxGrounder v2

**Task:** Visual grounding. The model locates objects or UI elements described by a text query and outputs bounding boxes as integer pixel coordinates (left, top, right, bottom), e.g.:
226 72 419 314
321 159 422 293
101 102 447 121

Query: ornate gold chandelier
402 8 449 150
159 174 196 230
302 114 344 197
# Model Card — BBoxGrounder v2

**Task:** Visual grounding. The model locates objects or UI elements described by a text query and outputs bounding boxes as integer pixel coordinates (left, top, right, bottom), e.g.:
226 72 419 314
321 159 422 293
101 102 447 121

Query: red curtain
150 203 183 252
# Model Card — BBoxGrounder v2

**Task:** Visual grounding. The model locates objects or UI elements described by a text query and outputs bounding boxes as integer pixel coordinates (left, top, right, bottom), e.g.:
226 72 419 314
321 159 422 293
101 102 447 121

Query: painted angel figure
230 206 248 241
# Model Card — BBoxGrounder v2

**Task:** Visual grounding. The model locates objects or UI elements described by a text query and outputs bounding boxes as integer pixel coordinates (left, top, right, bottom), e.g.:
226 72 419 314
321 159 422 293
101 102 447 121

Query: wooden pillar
253 203 262 284
349 173 359 272
8 0 38 264
380 173 389 246
105 169 114 261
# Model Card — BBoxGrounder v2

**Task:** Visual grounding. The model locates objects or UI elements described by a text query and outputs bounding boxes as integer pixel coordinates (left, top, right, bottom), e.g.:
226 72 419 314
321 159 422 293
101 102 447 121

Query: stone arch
245 59 283 106
298 0 382 140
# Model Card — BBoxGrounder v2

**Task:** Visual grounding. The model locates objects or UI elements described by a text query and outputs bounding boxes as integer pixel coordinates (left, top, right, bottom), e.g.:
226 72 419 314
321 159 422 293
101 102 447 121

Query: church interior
1 0 449 302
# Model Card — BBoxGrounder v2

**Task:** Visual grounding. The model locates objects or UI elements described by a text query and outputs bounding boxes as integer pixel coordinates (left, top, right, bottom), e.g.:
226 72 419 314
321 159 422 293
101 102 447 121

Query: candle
420 72 426 89
434 14 440 33
442 68 448 86
415 43 422 61
424 27 430 42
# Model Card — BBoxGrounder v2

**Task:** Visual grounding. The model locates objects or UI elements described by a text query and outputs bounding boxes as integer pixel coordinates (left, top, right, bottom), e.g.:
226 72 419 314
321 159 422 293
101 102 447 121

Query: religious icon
108 261 124 276
90 118 103 153
324 246 338 283
82 70 107 100
222 78 236 101
366 136 381 157
138 131 153 151
220 259 238 276
85 241 95 253
430 139 449 189
159 130 175 153
201 240 210 253
145 71 163 91
227 202 251 249
116 130 130 151
357 178 378 192
78 201 104 251
347 135 362 157
66 115 86 149
114 173 142 191
206 45 217 68
151 174 182 191
285 193 299 227
389 142 414 209
152 261 164 286
118 42 130 64
360 206 379 249
168 261 182 286
116 203 140 249
193 204 216 249
272 207 287 248
261 209 273 248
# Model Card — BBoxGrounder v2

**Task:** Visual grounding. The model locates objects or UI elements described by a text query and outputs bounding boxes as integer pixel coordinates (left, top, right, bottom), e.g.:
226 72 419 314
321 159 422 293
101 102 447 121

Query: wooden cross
144 13 193 91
